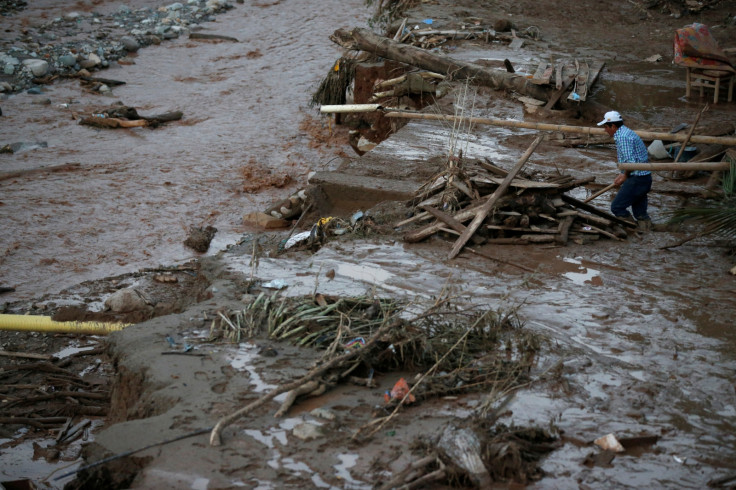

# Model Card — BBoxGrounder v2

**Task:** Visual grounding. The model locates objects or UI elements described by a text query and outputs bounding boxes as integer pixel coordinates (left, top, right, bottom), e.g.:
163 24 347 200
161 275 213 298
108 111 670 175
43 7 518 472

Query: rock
119 36 140 52
493 18 514 32
22 59 49 77
105 288 151 312
292 422 324 441
58 54 77 67
243 212 289 229
310 408 337 421
184 225 217 252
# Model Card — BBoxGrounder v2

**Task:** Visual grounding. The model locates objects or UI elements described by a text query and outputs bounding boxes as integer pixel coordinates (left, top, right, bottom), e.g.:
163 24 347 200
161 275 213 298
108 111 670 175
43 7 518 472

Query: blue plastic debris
423 19 433 24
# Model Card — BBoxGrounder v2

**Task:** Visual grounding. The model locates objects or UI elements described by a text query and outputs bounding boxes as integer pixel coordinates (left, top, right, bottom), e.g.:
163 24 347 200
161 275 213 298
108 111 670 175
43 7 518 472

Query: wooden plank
471 176 561 189
421 205 467 234
544 75 575 110
530 62 553 85
561 194 637 228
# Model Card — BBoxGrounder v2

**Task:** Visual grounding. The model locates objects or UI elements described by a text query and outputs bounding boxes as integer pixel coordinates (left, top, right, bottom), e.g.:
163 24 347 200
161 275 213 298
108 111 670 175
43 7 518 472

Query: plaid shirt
614 125 650 176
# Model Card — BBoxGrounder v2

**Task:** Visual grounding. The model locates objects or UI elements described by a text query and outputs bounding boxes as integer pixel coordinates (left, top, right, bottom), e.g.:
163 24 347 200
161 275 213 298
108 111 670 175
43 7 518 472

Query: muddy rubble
2 0 736 488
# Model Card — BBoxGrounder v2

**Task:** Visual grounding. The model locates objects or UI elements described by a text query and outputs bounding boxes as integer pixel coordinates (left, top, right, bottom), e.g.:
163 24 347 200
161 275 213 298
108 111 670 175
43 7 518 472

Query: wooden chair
686 67 735 103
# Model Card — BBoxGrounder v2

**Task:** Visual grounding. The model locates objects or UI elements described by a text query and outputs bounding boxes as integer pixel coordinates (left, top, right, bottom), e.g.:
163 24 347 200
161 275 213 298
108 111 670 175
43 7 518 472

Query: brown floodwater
0 0 366 302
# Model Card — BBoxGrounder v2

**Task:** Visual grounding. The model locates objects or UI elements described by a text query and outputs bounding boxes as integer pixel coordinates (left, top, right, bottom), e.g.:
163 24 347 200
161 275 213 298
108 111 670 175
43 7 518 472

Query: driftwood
80 108 183 129
189 33 239 42
209 319 397 446
80 76 126 86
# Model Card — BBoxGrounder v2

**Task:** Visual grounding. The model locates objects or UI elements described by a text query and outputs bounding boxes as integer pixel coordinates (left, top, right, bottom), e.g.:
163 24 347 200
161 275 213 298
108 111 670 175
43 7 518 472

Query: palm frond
666 161 736 238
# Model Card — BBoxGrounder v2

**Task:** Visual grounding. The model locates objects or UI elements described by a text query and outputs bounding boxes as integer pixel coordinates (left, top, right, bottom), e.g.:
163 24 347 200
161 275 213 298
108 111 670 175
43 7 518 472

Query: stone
105 288 151 312
119 36 140 52
22 59 49 77
58 54 77 67
243 212 289 229
292 422 324 441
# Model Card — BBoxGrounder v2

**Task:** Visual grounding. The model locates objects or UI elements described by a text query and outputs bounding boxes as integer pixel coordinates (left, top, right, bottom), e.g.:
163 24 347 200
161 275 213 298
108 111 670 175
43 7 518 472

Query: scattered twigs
0 350 52 360
274 380 323 418
209 318 398 446
354 317 477 440
377 455 438 490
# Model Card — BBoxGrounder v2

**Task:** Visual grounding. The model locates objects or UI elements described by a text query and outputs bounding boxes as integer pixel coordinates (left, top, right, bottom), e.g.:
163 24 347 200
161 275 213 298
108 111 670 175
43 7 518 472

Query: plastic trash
350 210 364 225
383 378 416 404
344 337 365 349
570 92 581 101
423 18 433 25
283 230 311 249
263 279 288 290
648 140 670 160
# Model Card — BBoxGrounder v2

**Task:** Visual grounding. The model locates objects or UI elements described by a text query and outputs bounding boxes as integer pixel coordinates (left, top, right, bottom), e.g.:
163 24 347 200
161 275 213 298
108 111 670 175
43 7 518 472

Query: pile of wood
396 141 637 255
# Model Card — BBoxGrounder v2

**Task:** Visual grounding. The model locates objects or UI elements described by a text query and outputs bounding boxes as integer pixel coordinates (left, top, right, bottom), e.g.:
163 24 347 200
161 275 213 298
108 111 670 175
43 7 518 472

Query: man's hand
614 172 627 187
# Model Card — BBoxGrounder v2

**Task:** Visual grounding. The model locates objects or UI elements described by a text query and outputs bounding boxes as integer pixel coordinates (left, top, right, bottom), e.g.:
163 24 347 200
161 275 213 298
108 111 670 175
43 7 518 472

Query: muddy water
225 227 736 487
0 0 367 301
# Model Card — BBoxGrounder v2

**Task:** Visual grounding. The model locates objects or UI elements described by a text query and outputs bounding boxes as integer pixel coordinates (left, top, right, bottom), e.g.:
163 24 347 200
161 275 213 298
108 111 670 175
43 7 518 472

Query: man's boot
637 218 652 232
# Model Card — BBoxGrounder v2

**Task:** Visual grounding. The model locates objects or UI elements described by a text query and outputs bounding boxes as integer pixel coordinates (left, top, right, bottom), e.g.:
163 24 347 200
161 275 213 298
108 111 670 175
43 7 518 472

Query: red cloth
674 23 734 72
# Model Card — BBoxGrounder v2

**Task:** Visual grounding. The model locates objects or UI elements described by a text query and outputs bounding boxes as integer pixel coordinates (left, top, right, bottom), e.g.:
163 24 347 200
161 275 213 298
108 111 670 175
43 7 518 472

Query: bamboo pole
618 161 731 171
320 104 383 113
383 111 736 146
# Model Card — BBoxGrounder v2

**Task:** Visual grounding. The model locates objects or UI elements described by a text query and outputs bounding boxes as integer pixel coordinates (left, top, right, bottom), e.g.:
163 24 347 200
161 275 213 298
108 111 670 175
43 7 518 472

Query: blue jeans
611 174 652 221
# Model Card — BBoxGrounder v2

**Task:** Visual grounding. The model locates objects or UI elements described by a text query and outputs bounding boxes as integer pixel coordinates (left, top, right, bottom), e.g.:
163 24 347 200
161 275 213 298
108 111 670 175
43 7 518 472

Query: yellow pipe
0 314 131 335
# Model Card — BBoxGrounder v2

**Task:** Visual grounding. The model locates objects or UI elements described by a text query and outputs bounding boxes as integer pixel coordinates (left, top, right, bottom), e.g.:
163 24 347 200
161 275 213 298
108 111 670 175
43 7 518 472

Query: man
597 111 652 231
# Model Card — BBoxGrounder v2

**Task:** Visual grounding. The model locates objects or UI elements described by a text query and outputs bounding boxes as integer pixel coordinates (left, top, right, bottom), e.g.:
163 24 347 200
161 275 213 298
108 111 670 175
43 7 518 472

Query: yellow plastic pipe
0 314 131 335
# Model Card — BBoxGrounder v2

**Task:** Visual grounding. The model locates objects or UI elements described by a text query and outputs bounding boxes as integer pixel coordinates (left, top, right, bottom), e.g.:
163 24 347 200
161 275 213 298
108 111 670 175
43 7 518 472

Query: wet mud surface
2 0 736 488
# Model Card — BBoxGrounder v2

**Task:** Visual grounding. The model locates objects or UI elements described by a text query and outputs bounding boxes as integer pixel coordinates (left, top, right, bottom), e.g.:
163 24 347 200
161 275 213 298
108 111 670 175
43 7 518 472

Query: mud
2 0 736 488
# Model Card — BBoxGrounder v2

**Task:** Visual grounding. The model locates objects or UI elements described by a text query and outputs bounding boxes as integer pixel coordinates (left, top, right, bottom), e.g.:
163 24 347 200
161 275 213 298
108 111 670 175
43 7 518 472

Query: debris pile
0 343 111 447
205 291 546 470
398 151 636 249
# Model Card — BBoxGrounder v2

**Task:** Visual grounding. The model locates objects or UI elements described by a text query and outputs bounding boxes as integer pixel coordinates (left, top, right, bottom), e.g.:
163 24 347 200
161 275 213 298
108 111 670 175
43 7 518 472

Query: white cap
597 111 623 126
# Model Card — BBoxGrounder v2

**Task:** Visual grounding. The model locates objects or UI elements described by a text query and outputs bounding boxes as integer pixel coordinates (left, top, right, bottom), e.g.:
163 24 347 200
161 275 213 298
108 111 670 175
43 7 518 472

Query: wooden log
561 194 637 228
0 350 52 360
384 111 736 146
544 75 575 110
330 28 552 101
519 234 557 243
556 215 575 244
404 202 485 243
421 205 467 234
618 161 731 171
448 135 544 259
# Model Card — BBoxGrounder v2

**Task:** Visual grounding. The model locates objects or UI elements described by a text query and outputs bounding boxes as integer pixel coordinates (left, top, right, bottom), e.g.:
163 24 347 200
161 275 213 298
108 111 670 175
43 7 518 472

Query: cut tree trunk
331 28 551 101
